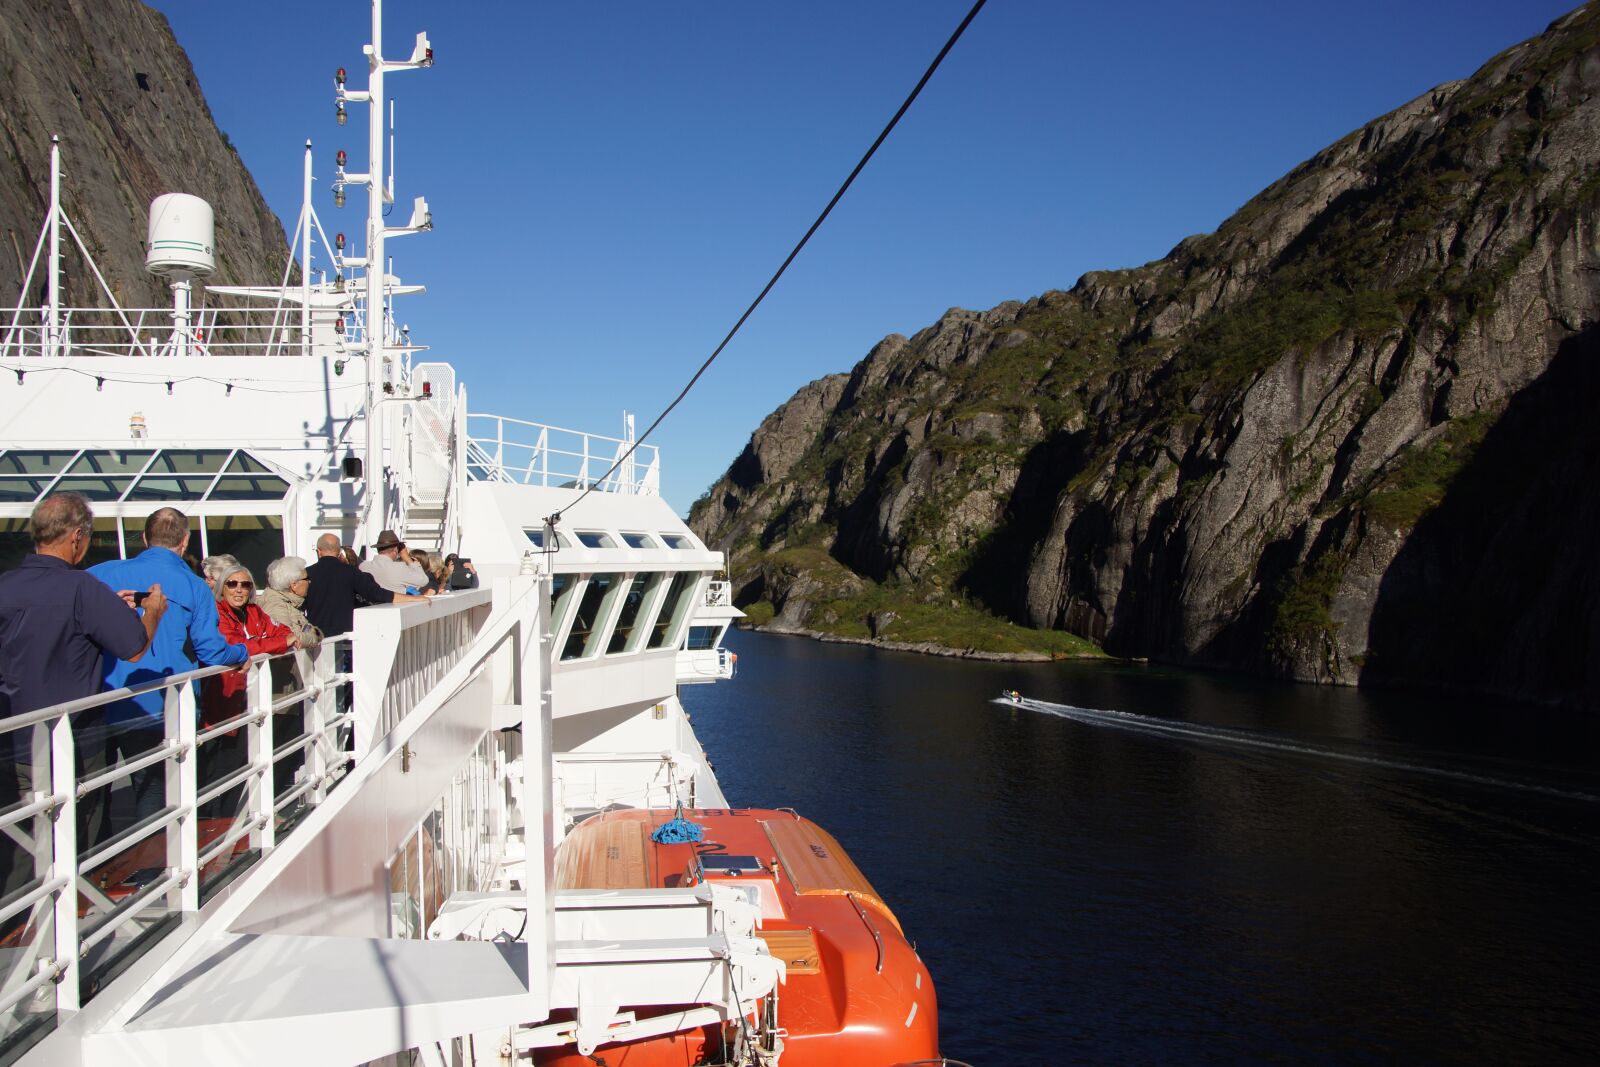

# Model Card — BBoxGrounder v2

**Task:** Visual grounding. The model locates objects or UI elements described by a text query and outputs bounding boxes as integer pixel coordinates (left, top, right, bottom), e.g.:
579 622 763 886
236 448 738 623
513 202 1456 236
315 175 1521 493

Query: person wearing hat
360 529 429 595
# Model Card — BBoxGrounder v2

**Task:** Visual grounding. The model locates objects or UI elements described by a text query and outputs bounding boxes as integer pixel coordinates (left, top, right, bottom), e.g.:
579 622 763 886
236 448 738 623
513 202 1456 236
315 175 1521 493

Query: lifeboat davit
536 808 939 1066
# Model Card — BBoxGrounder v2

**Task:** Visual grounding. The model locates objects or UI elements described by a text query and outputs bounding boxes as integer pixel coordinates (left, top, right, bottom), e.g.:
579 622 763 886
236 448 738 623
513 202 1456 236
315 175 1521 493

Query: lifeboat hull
538 808 939 1066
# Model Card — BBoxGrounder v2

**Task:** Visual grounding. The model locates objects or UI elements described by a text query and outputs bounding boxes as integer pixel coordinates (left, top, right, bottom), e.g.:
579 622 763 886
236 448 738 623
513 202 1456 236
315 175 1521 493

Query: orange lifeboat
537 808 940 1066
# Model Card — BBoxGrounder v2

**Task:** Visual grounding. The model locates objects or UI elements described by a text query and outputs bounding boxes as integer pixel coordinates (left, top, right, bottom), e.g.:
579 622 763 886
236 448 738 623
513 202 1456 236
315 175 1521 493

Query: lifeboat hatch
700 853 763 875
756 927 822 974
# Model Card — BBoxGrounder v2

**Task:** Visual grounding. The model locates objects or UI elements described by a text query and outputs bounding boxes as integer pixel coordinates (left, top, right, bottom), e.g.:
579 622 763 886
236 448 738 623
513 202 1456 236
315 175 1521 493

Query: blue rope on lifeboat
651 806 705 844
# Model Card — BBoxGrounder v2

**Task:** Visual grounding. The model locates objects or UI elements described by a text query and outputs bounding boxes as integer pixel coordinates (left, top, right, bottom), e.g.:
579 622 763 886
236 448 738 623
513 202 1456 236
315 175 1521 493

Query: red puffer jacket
201 603 293 728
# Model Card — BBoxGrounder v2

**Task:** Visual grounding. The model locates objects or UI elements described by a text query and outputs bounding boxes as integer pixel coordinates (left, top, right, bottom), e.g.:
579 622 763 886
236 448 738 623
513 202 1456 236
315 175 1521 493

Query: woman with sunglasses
199 564 301 818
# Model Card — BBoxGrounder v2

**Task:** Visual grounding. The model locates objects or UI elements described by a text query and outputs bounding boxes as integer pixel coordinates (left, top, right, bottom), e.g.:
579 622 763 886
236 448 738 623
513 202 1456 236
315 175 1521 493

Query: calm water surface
680 630 1600 1065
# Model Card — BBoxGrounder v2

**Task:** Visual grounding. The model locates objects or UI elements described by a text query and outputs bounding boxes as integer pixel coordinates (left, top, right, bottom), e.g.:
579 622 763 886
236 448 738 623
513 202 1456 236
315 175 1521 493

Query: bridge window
608 573 663 654
575 531 614 549
621 532 655 549
562 573 624 660
660 534 692 550
523 528 567 549
647 572 700 650
685 625 719 651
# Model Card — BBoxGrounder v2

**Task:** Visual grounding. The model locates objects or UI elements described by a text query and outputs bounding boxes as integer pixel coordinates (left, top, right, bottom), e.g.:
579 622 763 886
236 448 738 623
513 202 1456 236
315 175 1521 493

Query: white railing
0 305 347 362
0 637 353 1041
553 751 697 826
353 589 495 754
466 413 660 496
0 588 498 1055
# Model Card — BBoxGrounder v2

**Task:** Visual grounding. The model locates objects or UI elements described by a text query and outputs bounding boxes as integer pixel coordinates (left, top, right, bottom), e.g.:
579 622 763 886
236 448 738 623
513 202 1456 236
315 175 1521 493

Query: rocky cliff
692 5 1600 709
0 0 289 310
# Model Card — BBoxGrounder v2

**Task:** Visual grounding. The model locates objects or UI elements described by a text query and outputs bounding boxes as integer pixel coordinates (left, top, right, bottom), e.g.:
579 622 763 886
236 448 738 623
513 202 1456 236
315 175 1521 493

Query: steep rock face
0 0 289 310
692 6 1600 709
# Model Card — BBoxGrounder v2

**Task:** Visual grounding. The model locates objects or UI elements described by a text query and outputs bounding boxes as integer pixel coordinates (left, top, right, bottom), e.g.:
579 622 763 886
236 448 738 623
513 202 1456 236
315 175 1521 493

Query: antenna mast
332 0 433 548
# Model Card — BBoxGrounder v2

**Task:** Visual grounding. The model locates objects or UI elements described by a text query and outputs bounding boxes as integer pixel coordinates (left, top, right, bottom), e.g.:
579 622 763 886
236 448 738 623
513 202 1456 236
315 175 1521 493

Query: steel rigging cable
551 0 988 524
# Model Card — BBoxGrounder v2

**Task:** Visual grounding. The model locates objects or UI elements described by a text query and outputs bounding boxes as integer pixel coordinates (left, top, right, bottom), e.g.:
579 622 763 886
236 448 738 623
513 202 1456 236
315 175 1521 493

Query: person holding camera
0 494 170 915
359 529 428 594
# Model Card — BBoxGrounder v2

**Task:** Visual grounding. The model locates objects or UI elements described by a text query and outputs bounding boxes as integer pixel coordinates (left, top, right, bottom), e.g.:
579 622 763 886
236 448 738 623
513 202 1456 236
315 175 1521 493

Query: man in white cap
360 529 428 594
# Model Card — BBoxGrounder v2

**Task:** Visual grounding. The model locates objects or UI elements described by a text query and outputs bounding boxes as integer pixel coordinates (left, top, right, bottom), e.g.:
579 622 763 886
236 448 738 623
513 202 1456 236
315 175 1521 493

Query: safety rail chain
0 637 354 1030
0 306 353 361
465 413 660 495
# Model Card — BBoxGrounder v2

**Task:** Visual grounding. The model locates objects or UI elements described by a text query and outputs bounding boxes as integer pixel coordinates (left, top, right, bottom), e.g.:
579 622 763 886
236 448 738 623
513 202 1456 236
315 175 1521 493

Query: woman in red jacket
200 564 300 819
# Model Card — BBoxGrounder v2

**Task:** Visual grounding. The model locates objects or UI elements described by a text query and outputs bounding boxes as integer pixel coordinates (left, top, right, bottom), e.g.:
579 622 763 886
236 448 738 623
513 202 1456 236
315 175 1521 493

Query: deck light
336 101 347 126
14 370 22 384
96 376 104 391
165 381 174 395
334 187 345 208
225 384 234 397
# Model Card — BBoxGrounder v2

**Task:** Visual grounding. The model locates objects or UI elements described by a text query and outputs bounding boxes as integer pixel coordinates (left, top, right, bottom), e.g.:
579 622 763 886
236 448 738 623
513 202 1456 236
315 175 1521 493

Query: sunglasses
223 579 254 590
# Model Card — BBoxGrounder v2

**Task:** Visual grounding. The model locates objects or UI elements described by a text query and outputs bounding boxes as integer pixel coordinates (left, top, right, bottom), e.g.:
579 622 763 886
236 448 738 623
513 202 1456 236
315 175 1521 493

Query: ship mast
333 0 432 548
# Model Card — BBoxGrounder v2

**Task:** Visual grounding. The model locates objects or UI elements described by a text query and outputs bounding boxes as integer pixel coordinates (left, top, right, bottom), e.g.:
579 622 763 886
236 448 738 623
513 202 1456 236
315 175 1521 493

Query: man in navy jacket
0 493 166 899
91 508 247 826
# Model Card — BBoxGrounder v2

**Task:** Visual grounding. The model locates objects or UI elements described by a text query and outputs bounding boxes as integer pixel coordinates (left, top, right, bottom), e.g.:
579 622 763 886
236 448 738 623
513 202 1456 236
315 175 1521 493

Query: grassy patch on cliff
1361 410 1498 529
790 579 1105 658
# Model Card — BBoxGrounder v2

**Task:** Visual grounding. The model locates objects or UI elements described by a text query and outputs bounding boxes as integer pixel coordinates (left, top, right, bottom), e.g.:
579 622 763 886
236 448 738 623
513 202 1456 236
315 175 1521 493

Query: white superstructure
0 4 772 1064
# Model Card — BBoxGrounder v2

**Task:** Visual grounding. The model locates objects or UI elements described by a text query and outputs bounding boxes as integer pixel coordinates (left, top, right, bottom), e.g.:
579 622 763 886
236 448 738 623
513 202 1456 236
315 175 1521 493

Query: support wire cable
551 0 988 524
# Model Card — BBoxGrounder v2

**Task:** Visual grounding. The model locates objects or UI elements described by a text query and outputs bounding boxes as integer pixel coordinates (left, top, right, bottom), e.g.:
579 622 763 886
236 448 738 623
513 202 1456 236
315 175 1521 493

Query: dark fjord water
679 629 1600 1065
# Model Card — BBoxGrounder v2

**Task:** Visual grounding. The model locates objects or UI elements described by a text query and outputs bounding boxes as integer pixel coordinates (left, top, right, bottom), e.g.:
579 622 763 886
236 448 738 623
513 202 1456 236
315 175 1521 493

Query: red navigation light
335 317 345 333
336 149 347 168
335 232 346 251
335 67 347 87
421 381 432 398
424 48 434 64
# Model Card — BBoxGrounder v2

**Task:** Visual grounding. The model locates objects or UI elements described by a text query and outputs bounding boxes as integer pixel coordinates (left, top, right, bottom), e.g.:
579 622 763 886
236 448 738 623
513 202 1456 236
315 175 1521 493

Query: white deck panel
94 934 532 1066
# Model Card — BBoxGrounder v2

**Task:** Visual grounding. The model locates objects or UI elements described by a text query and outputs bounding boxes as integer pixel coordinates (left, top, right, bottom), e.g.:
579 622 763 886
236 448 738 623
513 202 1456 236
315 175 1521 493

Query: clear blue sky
149 0 1580 514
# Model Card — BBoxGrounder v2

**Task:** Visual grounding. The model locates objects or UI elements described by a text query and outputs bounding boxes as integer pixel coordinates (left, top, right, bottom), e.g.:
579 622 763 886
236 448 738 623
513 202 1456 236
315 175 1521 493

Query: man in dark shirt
303 532 428 637
0 493 167 903
302 533 428 744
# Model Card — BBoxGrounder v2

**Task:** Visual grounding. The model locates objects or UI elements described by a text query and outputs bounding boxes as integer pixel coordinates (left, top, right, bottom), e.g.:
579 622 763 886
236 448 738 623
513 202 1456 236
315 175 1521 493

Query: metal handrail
0 590 500 1045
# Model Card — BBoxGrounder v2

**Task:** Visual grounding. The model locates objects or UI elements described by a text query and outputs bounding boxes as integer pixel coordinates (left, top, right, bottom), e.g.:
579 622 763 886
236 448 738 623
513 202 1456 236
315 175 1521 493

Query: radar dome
146 193 215 277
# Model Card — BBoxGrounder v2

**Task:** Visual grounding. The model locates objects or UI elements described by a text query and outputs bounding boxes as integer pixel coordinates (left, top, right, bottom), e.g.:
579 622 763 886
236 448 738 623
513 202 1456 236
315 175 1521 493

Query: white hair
266 555 309 593
202 554 241 586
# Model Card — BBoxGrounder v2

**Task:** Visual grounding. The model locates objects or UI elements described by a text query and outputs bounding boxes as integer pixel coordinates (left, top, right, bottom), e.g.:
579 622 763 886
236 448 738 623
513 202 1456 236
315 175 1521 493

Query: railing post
169 685 199 914
306 647 330 806
250 661 275 853
48 715 79 1013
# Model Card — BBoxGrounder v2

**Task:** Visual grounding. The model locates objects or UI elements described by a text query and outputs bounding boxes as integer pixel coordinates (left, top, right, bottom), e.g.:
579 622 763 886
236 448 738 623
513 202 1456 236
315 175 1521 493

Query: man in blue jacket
91 507 247 827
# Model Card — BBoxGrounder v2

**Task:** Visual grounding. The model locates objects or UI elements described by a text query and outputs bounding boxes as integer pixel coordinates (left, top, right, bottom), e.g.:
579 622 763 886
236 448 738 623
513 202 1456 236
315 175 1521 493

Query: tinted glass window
205 514 284 581
661 534 691 550
685 625 719 651
621 533 655 549
561 573 624 660
607 573 662 654
50 476 134 501
524 529 566 549
647 572 699 650
575 531 613 549
0 450 77 475
65 450 153 475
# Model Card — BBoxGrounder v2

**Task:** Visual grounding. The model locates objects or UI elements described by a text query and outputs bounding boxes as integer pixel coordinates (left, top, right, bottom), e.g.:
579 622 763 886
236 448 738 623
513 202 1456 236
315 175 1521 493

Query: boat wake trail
996 697 1600 804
